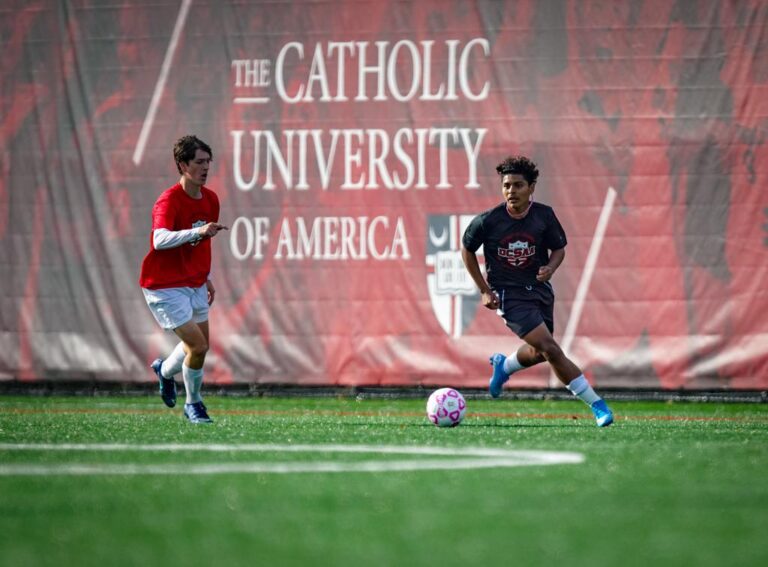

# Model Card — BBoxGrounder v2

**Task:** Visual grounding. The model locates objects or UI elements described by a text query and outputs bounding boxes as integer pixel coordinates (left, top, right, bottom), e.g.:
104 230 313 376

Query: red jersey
139 183 220 289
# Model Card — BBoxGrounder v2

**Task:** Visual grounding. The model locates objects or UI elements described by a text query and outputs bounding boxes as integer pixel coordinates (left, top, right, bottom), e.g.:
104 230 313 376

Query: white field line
132 0 192 165
0 443 584 476
551 186 617 387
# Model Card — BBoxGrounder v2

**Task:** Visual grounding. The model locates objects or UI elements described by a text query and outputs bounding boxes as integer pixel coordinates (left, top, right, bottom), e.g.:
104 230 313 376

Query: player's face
180 149 212 186
501 174 534 211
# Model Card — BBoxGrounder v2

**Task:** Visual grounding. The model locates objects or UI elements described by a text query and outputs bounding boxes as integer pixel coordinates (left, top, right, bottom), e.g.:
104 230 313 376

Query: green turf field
1 395 766 567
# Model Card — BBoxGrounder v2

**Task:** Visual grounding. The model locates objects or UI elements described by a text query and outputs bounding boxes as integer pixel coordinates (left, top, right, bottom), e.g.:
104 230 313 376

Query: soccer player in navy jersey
461 155 613 426
139 135 228 424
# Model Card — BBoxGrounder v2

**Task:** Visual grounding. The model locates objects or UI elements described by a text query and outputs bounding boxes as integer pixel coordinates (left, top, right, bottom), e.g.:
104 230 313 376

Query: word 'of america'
229 215 410 261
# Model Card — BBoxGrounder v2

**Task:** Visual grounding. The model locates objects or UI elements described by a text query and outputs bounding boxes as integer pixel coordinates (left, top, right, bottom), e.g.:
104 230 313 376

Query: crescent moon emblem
429 225 449 247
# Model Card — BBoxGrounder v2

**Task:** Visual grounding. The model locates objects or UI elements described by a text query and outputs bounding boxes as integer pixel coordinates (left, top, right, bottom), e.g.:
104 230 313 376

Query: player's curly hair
173 135 213 174
495 155 539 185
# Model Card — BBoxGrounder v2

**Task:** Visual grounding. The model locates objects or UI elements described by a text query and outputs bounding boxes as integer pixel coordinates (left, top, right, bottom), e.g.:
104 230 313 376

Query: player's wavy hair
173 135 213 174
495 155 539 185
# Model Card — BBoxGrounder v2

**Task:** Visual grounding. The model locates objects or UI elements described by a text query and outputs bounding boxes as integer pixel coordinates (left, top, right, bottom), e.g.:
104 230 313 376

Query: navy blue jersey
462 202 567 291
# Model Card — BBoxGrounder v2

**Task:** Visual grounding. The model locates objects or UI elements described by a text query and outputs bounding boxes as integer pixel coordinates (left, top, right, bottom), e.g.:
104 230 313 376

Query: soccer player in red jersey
462 156 613 426
140 135 228 423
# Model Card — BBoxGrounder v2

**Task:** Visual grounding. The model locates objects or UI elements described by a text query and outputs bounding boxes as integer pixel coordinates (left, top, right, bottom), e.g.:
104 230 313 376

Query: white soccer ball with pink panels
426 388 466 427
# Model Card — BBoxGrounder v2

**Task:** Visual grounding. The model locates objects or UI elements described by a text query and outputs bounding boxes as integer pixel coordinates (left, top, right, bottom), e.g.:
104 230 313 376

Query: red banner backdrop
2 0 767 389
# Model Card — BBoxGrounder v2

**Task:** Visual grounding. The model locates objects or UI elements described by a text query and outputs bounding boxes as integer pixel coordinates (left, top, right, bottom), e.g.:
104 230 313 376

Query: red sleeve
152 190 178 231
214 193 220 222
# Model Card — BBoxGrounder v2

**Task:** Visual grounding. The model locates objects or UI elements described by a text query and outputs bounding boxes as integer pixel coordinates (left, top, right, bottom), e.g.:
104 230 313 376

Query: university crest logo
425 214 482 338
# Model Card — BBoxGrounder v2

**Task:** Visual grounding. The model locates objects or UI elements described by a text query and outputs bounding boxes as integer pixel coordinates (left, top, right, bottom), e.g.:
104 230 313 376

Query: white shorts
142 285 210 330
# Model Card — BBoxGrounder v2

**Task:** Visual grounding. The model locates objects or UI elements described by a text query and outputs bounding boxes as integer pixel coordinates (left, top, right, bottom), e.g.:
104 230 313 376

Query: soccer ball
426 388 467 427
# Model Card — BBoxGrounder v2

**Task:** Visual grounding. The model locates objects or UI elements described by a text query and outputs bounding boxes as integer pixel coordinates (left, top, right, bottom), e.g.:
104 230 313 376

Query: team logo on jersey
190 220 206 247
498 234 536 268
425 214 481 338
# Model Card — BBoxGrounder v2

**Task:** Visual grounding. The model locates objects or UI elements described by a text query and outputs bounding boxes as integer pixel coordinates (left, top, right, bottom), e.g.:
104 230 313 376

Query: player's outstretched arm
197 222 229 239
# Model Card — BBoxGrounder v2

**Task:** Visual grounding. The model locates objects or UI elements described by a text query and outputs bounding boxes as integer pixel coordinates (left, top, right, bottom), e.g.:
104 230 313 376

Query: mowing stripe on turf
0 443 584 476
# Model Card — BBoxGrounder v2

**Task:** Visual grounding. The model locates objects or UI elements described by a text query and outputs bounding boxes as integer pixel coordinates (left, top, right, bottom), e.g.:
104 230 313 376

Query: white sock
566 375 601 406
182 364 204 404
502 353 525 375
193 369 205 401
161 342 186 379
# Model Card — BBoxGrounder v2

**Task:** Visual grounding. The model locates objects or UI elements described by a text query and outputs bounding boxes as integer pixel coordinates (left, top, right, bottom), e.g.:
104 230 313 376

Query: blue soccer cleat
151 358 176 408
488 353 510 398
184 401 213 424
591 399 614 427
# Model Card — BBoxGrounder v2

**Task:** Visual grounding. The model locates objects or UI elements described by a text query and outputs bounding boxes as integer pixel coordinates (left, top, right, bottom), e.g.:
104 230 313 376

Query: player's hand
481 290 500 310
536 266 554 282
206 280 216 306
197 222 229 238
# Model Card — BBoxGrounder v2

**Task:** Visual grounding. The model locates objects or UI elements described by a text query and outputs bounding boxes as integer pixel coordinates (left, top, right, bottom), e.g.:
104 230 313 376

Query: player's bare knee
188 341 208 358
539 340 563 361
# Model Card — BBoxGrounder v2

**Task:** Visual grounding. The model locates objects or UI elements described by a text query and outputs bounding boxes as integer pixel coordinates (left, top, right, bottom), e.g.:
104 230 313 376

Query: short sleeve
211 191 220 222
462 214 485 252
543 208 567 250
152 191 178 231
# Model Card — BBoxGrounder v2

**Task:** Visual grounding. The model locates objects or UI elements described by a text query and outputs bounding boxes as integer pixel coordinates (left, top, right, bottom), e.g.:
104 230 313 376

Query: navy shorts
496 286 554 338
